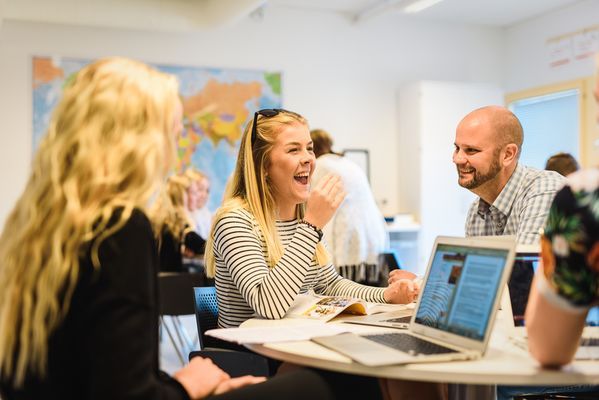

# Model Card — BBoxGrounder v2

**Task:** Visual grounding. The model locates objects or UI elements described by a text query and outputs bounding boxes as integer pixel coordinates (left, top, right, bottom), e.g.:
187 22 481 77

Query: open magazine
285 291 407 322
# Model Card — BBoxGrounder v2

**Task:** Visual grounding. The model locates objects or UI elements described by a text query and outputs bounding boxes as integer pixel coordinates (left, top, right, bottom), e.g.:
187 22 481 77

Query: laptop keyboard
364 333 458 356
382 316 411 324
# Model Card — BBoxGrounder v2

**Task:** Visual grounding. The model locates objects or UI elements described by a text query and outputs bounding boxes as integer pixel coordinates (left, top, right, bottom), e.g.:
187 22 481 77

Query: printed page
300 295 362 321
285 292 364 321
205 323 350 344
285 292 409 321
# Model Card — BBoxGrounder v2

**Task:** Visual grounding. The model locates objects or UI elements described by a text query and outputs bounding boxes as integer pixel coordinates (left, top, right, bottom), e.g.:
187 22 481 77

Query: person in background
310 128 390 285
519 54 599 398
545 152 580 177
388 105 565 399
185 168 213 240
453 105 564 244
0 57 397 400
204 109 419 329
452 105 566 400
0 57 265 400
152 174 206 272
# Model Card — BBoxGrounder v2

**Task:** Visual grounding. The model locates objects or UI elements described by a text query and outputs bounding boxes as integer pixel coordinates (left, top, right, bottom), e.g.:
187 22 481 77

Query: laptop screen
414 244 509 341
508 252 599 326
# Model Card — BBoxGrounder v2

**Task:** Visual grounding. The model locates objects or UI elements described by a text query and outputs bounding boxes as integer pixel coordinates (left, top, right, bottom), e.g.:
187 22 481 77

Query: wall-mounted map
32 56 282 211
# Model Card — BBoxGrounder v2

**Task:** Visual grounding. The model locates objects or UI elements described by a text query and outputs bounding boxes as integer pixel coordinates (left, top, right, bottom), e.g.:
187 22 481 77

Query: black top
159 225 205 273
0 209 190 400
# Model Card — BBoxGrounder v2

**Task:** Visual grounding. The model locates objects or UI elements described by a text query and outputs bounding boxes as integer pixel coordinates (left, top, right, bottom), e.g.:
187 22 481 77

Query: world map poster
32 56 282 211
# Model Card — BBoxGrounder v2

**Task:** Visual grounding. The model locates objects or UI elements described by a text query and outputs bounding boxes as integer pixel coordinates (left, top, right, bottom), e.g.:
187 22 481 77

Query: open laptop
313 236 516 366
503 245 599 360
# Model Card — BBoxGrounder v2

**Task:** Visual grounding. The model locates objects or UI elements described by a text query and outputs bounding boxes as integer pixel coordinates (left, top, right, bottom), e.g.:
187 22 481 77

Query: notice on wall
547 25 599 68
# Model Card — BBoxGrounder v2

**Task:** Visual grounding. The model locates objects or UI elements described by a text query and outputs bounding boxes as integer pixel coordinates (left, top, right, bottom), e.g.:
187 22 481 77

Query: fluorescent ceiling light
402 0 444 14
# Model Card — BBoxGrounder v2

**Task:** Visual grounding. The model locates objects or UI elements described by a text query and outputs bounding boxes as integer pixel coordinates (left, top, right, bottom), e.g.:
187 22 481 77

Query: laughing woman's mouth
294 172 309 185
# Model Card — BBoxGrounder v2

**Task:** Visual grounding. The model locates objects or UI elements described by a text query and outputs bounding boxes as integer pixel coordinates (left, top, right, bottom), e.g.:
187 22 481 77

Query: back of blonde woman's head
0 57 180 386
152 174 194 239
205 110 329 276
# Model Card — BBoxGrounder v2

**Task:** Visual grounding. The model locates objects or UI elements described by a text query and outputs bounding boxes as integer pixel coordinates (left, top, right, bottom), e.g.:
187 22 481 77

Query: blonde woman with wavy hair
204 109 419 330
0 57 267 400
152 174 205 272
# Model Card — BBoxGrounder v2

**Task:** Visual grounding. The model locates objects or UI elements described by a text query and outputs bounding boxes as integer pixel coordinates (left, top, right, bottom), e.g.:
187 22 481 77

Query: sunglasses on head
251 108 298 145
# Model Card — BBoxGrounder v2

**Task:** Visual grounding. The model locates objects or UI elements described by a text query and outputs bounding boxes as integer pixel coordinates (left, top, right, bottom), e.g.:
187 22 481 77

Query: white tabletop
242 311 599 385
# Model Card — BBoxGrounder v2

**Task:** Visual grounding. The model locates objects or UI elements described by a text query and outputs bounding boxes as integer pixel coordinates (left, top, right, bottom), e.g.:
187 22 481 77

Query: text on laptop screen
414 244 509 341
508 253 599 326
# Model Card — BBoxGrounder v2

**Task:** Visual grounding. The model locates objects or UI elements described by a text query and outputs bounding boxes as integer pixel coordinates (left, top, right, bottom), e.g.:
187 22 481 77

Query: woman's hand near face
384 279 420 304
304 174 345 229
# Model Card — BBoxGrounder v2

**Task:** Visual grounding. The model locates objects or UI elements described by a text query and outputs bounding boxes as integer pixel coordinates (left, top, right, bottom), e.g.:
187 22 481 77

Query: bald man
453 105 564 245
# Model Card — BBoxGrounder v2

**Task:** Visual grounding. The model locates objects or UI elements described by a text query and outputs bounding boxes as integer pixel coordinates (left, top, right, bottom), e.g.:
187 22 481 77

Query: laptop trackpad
312 333 413 366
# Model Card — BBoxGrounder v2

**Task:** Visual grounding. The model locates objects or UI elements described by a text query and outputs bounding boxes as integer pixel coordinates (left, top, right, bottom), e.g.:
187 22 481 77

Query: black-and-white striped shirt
213 208 386 328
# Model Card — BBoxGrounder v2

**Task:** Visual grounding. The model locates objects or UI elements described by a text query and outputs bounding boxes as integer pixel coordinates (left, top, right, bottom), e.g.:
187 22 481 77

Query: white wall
398 81 502 272
504 0 599 92
0 6 504 227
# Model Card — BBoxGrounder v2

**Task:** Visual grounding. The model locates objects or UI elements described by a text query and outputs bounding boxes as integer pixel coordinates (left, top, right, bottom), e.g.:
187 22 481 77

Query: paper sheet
206 323 350 344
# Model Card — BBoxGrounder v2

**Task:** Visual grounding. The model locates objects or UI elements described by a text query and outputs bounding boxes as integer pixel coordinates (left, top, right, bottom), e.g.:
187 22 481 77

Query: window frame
505 77 596 168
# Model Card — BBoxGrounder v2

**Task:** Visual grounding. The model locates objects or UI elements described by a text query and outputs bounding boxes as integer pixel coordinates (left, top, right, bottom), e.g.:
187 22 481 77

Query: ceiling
270 0 585 27
0 0 587 32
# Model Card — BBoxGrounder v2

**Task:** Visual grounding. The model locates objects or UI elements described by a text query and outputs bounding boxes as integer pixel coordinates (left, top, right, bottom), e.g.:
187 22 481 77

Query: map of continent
32 56 282 211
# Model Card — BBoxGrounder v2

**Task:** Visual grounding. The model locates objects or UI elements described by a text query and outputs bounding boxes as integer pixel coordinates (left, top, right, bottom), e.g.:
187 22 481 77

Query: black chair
191 286 273 376
189 350 269 378
193 286 233 349
158 272 206 365
378 250 402 271
375 250 403 286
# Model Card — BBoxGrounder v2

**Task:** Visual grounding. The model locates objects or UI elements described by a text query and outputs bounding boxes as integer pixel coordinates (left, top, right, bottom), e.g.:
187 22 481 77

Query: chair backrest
158 272 206 316
378 250 402 271
193 286 219 349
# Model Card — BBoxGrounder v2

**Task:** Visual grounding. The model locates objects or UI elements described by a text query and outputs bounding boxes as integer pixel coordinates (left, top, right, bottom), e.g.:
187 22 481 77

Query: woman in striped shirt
205 109 418 328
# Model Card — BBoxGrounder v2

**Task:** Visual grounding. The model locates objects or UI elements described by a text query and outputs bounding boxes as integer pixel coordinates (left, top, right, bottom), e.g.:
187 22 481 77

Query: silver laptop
503 245 599 360
340 308 414 329
313 236 516 366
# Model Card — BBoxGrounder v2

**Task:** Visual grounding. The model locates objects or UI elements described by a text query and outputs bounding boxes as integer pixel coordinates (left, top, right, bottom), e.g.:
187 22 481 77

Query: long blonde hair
151 174 195 241
205 110 329 277
0 57 179 386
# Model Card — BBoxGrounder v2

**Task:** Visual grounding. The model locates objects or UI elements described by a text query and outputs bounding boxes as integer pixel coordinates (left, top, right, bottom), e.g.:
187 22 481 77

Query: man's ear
502 143 519 166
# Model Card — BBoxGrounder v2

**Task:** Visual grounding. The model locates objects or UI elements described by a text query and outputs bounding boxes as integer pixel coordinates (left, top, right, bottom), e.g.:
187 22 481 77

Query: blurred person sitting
185 168 214 240
0 57 267 400
310 128 390 285
545 152 580 177
153 174 206 273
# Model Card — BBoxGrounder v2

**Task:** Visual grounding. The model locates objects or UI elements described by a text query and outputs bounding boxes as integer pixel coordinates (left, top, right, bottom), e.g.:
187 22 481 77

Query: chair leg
173 316 196 352
160 316 186 366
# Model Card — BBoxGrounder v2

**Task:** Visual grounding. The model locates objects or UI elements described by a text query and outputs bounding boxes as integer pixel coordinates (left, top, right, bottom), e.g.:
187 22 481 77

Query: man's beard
457 150 502 190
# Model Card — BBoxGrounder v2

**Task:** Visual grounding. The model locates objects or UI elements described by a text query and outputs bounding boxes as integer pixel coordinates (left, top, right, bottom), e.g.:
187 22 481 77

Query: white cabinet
396 81 503 274
387 225 419 273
